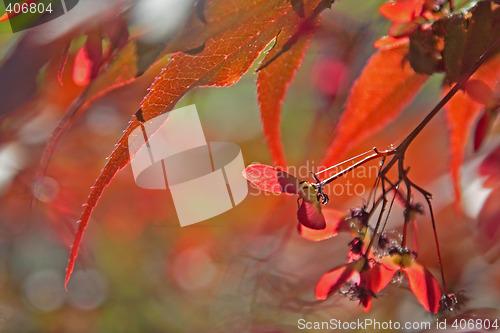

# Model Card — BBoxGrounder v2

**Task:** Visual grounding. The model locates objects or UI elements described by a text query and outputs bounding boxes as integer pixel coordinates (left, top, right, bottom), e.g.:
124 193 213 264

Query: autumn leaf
320 47 427 167
374 35 410 50
140 0 329 120
315 263 357 300
445 90 480 211
403 262 441 313
65 0 331 287
257 16 320 168
444 55 500 210
378 0 423 23
378 254 441 313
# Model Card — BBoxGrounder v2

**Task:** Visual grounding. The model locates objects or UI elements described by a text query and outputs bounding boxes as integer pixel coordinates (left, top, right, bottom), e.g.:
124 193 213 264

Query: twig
317 148 395 187
423 192 447 294
364 178 388 258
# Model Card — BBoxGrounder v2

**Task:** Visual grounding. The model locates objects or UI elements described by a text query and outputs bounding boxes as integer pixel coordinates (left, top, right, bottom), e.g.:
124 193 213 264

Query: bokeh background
1 0 499 332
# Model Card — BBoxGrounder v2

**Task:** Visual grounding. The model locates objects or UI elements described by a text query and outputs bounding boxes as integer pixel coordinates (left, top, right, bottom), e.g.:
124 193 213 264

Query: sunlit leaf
366 263 397 293
257 16 320 168
140 0 330 122
404 263 441 313
374 35 410 50
66 0 331 286
315 263 357 300
378 0 423 23
321 47 427 167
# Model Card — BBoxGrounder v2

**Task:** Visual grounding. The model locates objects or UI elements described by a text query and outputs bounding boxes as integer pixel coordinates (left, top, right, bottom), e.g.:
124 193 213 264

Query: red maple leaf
321 46 427 167
65 0 331 287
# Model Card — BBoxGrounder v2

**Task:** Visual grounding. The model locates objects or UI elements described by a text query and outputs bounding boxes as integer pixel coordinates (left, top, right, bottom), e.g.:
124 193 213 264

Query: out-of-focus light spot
131 0 193 43
245 234 278 260
18 110 59 145
170 246 218 291
32 0 121 44
0 262 8 292
0 143 27 195
23 270 65 312
33 177 59 203
68 270 109 310
102 210 149 242
196 84 262 142
67 270 108 311
85 105 122 136
311 58 347 97
462 177 492 219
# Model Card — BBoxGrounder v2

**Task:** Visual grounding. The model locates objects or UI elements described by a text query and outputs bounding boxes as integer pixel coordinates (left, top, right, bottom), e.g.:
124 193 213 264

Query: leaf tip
64 266 72 291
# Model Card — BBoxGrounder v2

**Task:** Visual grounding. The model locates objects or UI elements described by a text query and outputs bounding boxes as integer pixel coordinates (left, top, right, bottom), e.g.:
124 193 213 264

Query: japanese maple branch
315 36 500 191
316 148 395 188
387 35 500 169
370 36 500 297
364 178 388 258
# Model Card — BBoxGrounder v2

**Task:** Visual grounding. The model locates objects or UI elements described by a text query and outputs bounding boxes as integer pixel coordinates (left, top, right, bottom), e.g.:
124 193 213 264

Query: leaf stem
363 178 403 258
424 193 448 294
380 183 399 235
364 178 388 258
318 148 395 187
